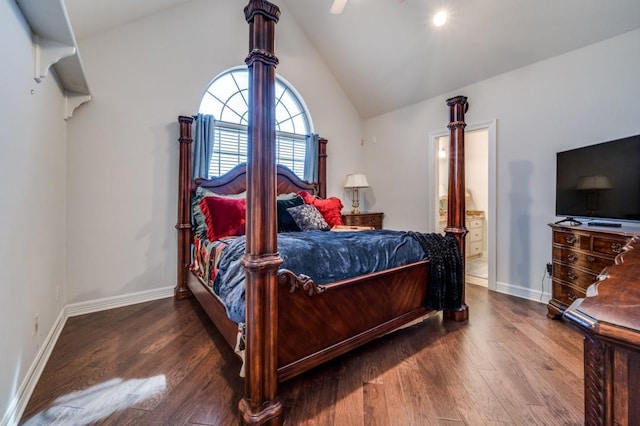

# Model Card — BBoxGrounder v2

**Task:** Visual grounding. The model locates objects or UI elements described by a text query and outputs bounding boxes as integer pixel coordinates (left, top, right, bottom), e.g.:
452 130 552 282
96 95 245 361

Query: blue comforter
213 230 426 323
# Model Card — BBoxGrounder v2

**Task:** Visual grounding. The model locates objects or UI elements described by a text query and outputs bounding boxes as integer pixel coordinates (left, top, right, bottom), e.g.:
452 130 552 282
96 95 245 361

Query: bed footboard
276 260 430 381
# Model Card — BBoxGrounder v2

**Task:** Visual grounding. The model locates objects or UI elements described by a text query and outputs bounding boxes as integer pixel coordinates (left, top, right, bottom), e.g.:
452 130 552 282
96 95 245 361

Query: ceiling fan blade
330 0 348 14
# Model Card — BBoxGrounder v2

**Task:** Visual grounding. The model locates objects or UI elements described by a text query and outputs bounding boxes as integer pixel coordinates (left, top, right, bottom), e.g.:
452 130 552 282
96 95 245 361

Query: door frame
428 119 497 291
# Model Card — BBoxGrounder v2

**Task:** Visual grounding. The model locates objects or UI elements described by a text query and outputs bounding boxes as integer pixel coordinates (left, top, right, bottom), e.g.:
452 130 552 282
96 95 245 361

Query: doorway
430 120 496 291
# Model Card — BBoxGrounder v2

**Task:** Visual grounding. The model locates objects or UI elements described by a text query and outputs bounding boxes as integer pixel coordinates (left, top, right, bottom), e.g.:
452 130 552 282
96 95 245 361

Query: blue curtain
193 114 215 179
304 133 319 182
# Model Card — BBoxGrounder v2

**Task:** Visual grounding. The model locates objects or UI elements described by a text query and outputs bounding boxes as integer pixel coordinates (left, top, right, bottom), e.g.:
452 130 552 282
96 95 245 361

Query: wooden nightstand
342 212 384 230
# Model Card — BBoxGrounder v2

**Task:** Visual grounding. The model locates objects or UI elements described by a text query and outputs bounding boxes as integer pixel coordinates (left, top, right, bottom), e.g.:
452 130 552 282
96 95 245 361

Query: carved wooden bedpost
239 1 284 425
444 95 469 322
175 115 194 300
318 137 328 198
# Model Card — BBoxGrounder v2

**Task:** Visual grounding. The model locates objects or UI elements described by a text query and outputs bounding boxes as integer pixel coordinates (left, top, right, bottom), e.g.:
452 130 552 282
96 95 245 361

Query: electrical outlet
34 314 38 335
546 262 553 277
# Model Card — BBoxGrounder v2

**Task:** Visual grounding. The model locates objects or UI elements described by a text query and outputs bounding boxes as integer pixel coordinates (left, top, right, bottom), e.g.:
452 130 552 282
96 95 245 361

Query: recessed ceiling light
433 10 447 27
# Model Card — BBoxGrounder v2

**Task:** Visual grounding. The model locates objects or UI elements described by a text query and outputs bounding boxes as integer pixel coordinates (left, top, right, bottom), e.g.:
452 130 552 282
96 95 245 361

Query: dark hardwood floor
20 284 584 425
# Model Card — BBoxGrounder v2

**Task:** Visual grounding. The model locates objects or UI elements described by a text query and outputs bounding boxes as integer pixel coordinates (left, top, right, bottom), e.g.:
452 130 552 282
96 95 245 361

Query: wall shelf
16 0 91 119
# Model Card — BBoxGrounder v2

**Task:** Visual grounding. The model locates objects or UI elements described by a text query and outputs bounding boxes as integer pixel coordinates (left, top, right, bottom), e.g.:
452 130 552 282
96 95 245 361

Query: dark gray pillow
277 195 304 232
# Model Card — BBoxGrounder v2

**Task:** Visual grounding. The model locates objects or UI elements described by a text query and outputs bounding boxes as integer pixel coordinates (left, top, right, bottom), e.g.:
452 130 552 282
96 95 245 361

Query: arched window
199 67 312 178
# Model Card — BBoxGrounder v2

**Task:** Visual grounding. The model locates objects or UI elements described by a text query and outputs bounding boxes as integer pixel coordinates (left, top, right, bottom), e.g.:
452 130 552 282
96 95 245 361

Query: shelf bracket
64 90 92 120
33 35 76 83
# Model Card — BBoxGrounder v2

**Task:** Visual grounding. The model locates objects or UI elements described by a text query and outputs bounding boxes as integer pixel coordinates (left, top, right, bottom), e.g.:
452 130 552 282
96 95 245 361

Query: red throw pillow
199 196 246 241
297 191 344 228
297 190 316 204
312 197 344 227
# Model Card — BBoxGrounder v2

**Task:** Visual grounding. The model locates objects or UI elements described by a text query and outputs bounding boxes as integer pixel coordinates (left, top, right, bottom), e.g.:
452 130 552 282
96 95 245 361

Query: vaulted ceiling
63 0 640 118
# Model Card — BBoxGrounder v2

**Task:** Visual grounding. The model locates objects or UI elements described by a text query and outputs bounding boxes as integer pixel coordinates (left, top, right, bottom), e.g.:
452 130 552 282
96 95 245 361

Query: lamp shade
344 173 369 188
576 175 612 190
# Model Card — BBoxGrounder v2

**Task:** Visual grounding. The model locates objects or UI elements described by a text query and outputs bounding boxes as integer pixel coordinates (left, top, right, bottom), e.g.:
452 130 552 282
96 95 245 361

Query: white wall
465 130 489 216
0 1 68 422
65 0 363 303
364 29 640 295
466 130 489 254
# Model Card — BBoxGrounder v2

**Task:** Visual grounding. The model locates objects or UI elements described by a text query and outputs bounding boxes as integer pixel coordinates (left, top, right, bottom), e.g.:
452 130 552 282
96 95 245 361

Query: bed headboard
177 115 327 199
175 114 327 301
195 162 322 197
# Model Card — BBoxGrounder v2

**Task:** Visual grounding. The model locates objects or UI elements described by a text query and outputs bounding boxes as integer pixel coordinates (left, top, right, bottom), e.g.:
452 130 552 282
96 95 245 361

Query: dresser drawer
342 213 383 230
552 246 612 273
592 235 628 257
553 262 599 289
349 215 380 228
468 241 483 257
467 229 482 242
553 230 629 257
467 218 483 229
553 230 589 250
552 281 585 306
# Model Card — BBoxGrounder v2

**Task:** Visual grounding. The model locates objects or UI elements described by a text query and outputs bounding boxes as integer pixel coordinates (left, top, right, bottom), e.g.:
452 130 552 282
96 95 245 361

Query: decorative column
318 137 328 198
444 96 469 322
238 1 284 425
175 115 194 300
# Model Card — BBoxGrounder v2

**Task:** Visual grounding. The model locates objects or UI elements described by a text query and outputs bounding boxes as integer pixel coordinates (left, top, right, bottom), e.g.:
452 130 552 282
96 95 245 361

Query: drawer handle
567 291 576 302
565 235 577 244
567 253 578 263
567 270 579 281
611 242 623 254
586 255 596 262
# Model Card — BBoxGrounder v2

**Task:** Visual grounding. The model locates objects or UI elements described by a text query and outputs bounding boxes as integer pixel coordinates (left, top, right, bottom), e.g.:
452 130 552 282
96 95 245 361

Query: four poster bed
174 2 470 425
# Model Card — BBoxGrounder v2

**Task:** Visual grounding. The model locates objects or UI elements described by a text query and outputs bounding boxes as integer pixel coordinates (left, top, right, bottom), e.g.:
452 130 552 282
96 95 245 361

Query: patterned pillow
286 204 330 231
297 190 344 227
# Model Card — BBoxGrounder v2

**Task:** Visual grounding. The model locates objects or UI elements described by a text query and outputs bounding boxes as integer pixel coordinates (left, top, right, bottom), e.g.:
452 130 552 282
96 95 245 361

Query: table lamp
344 173 369 214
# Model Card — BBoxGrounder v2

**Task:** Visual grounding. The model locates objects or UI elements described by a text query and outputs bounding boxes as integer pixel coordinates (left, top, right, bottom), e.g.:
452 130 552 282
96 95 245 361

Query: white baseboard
65 286 174 317
2 286 174 426
495 280 551 305
1 309 67 426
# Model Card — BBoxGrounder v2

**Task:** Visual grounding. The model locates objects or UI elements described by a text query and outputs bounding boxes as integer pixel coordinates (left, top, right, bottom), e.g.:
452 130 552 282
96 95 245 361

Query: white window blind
209 125 248 177
208 122 306 178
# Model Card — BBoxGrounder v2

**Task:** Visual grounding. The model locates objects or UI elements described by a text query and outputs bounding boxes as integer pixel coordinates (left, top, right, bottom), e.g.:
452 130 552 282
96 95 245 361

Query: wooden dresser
342 212 384 230
547 223 635 319
564 235 639 425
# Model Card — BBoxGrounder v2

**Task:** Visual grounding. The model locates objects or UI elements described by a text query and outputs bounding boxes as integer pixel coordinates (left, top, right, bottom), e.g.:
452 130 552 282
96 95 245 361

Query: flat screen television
556 134 640 223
